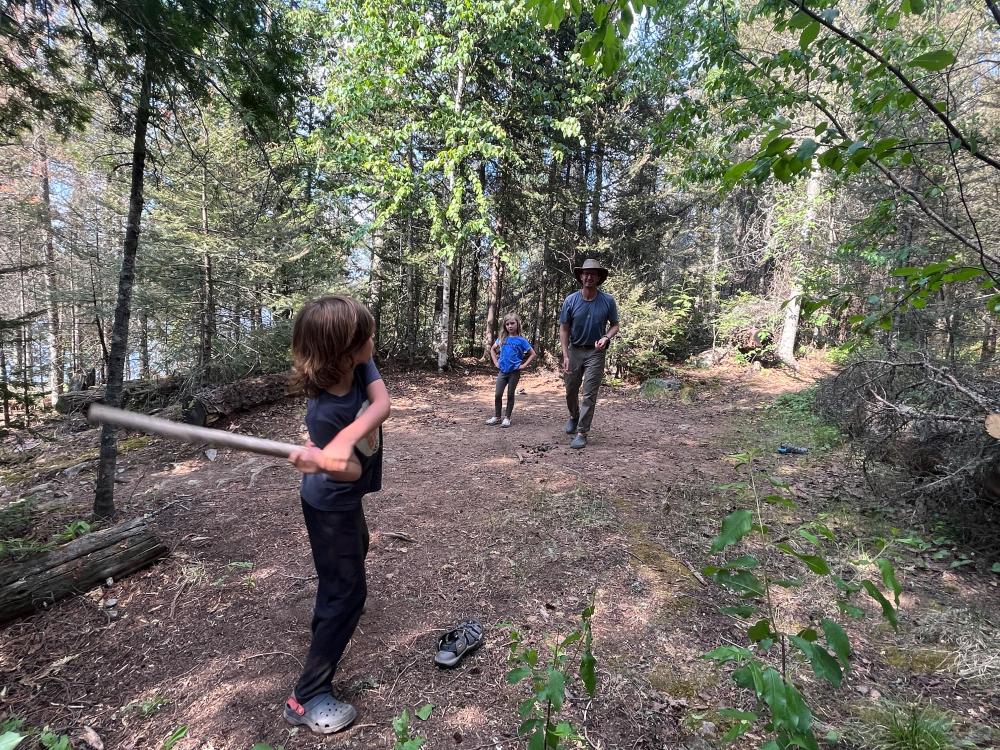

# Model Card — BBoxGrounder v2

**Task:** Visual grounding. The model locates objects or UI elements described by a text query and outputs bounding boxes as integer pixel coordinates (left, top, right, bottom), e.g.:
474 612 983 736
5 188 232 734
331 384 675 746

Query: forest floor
1 358 998 750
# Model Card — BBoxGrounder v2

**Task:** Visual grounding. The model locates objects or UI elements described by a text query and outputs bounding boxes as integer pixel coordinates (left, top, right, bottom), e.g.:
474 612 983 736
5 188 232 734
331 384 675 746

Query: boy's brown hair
291 295 375 397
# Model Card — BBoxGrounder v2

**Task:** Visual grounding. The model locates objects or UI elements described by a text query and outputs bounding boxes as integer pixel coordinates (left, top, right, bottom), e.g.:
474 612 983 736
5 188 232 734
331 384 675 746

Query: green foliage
703 450 902 749
506 600 597 749
38 729 70 750
853 701 962 750
392 705 433 750
602 274 695 379
161 725 187 750
714 292 780 356
0 500 33 539
52 520 91 544
1 516 99 562
125 695 169 719
0 727 24 750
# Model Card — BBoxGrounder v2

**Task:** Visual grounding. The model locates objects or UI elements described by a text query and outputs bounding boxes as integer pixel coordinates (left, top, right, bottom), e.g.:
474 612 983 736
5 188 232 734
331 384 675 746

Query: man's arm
595 323 620 351
559 323 571 372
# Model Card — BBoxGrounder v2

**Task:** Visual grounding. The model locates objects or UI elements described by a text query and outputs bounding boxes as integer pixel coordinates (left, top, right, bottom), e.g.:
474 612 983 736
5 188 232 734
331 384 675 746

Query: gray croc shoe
434 619 484 668
284 694 357 734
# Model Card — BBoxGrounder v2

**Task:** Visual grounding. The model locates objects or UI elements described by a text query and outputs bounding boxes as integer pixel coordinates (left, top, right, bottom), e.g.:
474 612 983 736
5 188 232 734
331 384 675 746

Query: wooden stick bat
87 403 300 459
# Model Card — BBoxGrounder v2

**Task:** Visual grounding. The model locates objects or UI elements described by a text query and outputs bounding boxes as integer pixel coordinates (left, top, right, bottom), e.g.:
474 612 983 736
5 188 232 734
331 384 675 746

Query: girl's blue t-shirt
498 335 532 374
300 359 383 511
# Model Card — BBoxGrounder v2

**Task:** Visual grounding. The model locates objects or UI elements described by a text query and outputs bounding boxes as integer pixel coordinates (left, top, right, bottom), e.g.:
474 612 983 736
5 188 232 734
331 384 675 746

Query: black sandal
434 619 484 668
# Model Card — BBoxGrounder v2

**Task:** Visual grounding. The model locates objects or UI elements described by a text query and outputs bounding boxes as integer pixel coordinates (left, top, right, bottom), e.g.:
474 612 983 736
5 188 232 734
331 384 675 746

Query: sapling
702 451 902 749
506 600 598 750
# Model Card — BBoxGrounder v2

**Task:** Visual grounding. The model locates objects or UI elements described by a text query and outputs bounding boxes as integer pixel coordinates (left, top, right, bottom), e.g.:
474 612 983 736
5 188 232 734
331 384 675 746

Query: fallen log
0 517 168 625
181 371 294 426
56 377 183 415
61 371 296 425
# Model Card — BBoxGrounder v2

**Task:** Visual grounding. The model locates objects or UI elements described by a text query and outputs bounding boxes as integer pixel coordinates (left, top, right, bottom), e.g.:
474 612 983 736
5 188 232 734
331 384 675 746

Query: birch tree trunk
775 169 822 369
39 140 63 409
94 59 152 520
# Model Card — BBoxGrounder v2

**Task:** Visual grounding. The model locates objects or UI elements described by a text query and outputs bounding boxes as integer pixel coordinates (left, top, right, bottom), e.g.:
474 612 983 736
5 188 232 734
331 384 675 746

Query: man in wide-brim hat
559 259 620 449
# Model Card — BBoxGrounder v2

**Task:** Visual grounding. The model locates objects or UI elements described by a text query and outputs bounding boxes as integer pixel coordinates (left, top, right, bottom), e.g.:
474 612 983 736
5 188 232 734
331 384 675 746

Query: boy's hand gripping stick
87 403 300 459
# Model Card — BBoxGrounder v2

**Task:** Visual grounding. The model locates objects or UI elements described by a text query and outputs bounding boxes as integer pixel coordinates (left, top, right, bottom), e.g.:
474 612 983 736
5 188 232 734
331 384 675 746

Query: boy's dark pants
494 370 521 418
295 500 369 702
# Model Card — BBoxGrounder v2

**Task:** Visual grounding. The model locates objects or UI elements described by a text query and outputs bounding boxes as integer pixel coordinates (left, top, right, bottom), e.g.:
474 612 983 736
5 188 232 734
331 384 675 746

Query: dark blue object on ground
777 444 809 455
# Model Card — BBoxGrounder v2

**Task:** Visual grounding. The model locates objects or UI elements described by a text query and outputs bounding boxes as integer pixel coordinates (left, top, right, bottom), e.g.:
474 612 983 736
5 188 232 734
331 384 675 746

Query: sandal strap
438 619 484 651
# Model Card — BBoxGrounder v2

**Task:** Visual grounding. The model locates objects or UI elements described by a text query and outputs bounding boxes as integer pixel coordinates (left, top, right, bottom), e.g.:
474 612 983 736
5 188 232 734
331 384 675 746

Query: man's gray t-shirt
560 290 619 348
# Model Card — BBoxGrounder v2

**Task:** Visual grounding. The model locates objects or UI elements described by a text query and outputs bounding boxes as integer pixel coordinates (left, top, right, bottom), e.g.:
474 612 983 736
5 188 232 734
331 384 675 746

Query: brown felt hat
573 258 609 284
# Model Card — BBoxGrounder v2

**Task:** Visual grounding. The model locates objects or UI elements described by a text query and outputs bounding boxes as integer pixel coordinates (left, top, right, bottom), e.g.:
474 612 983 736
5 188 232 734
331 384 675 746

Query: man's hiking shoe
570 433 588 449
434 619 484 668
284 694 357 734
485 416 500 425
565 418 578 435
501 417 511 428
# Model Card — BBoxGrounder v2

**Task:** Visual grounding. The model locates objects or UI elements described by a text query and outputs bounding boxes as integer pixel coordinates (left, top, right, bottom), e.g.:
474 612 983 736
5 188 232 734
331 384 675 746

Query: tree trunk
139 311 150 379
94 60 152 520
449 247 461 361
981 318 997 362
466 235 483 357
483 236 503 355
590 142 603 238
369 224 383 350
39 141 63 409
0 517 168 625
434 59 466 371
776 170 821 369
198 163 215 382
0 333 9 427
577 146 590 239
16 233 31 427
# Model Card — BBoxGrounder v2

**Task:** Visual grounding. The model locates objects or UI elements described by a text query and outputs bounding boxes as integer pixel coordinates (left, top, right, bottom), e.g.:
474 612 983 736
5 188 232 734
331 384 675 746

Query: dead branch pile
817 357 1000 556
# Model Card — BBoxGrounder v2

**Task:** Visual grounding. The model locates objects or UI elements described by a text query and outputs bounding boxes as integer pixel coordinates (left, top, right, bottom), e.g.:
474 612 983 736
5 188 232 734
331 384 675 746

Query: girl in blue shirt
487 312 536 427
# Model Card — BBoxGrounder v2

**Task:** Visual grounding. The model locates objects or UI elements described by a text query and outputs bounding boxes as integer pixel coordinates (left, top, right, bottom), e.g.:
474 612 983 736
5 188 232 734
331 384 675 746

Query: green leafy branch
702 451 901 749
506 599 598 749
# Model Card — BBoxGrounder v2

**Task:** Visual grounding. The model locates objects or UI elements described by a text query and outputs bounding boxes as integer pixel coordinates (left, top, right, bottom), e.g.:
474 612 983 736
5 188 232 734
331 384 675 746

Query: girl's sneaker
501 417 511 428
485 417 500 425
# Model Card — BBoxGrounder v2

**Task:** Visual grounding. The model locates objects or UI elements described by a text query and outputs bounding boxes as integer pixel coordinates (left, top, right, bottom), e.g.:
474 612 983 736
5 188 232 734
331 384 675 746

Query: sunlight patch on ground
442 705 488 731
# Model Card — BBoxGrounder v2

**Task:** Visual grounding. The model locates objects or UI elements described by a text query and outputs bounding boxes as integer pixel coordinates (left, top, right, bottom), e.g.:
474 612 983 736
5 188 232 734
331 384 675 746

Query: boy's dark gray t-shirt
300 359 383 511
559 290 619 348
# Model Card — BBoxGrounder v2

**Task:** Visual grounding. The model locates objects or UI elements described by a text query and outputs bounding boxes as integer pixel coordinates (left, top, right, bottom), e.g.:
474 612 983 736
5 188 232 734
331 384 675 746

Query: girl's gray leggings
494 370 521 418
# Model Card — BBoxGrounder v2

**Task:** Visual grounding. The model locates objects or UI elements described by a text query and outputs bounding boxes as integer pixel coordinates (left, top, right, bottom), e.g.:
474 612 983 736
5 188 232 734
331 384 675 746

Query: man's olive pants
565 345 606 435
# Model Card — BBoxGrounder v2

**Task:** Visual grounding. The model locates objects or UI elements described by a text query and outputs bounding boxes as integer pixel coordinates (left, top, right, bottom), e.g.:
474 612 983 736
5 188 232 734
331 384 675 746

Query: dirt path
2 365 997 750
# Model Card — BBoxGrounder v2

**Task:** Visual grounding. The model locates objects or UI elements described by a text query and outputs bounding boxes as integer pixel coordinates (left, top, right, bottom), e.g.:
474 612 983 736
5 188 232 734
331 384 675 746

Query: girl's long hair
499 312 523 343
291 295 375 397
